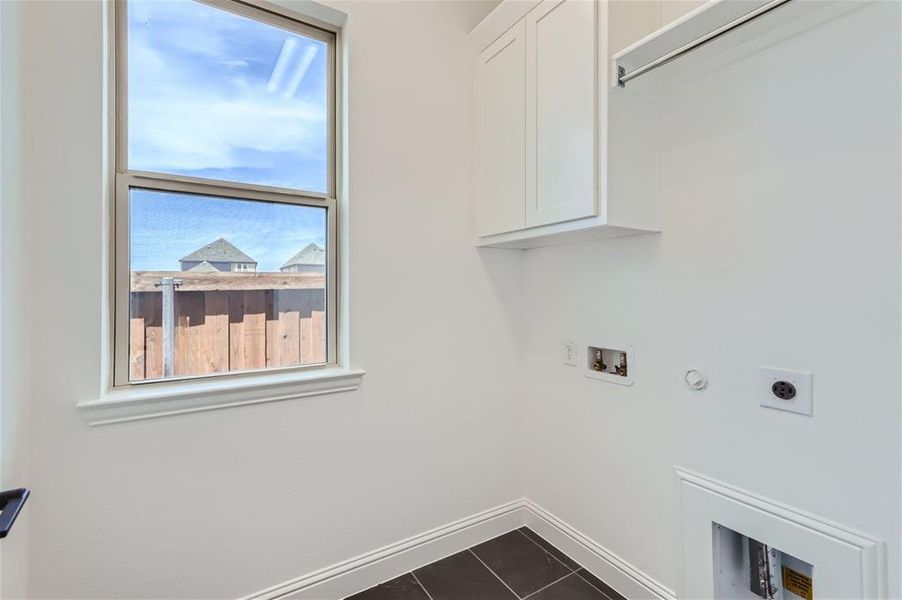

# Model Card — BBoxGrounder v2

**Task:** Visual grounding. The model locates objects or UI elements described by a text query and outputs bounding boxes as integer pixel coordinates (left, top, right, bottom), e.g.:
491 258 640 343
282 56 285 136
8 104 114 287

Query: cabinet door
476 21 527 237
525 0 597 227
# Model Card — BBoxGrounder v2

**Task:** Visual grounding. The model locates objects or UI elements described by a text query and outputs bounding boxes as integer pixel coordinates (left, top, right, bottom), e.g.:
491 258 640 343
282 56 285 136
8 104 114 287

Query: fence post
156 277 182 378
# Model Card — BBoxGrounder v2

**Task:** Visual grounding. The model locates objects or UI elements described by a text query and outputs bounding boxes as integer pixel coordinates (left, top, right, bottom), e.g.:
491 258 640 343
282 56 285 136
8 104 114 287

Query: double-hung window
114 0 338 387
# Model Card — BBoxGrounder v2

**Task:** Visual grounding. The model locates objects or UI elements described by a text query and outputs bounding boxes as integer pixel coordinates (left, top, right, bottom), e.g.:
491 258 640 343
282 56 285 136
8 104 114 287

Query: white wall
521 1 901 596
6 0 901 598
13 1 520 598
0 1 32 597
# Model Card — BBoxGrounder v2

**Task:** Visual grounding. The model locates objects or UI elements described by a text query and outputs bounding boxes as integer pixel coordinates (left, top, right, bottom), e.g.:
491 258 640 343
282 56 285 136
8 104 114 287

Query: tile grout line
409 571 436 600
517 528 620 600
515 528 576 573
467 548 524 600
573 570 618 600
521 571 578 600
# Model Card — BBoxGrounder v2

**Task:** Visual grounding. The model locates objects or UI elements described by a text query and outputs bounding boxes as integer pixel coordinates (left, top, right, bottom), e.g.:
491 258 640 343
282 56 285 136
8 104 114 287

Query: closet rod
617 0 794 87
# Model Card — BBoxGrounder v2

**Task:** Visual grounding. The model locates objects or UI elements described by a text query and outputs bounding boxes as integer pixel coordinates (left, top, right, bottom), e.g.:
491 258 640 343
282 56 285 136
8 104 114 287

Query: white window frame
79 0 361 425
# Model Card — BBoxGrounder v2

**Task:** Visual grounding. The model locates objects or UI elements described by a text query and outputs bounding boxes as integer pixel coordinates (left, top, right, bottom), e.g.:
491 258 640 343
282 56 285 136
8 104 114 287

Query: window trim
80 366 364 426
97 0 356 410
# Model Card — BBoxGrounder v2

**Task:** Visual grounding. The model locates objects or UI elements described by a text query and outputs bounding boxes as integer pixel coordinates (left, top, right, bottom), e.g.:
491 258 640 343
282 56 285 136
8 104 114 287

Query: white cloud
127 1 327 181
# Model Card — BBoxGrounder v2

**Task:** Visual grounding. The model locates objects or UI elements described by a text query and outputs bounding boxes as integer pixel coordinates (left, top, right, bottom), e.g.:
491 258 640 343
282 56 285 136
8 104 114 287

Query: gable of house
280 243 325 271
180 238 257 271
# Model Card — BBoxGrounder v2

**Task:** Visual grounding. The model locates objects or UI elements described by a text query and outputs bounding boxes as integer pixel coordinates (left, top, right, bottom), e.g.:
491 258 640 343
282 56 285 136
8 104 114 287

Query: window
115 0 337 386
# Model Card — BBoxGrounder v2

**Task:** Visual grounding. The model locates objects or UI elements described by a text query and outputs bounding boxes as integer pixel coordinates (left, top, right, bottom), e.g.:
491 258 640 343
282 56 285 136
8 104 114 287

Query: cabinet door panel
526 0 596 227
476 21 527 236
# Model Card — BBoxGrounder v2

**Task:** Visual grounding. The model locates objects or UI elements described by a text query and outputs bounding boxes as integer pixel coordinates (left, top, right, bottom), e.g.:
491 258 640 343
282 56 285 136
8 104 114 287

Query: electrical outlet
759 366 813 416
563 341 577 366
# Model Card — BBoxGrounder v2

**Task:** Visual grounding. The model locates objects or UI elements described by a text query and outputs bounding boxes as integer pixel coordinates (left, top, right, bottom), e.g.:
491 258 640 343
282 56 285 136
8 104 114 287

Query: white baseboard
243 498 675 600
523 500 676 600
243 499 527 600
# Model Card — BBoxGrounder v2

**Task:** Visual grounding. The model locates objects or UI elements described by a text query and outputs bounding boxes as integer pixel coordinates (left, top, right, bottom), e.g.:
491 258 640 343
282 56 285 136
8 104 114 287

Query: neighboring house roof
180 238 256 264
281 243 325 269
186 260 219 273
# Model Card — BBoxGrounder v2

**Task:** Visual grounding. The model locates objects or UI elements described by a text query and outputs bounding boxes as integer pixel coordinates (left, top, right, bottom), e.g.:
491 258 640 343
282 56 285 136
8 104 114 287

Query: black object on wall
0 488 29 538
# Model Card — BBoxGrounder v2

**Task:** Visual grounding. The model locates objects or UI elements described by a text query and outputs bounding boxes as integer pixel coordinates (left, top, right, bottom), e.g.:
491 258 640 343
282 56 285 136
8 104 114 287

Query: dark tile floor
346 528 627 600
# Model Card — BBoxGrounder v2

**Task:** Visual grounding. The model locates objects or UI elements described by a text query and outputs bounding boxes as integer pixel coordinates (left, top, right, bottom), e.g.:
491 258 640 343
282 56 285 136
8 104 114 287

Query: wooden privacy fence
129 272 325 381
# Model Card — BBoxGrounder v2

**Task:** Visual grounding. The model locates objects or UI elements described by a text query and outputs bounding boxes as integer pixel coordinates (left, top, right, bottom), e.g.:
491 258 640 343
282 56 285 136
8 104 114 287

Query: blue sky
128 0 328 272
130 190 325 272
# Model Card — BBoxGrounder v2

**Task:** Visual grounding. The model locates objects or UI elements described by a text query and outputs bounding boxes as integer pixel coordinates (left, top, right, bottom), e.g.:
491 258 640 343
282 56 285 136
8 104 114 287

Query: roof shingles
180 238 256 264
281 243 325 268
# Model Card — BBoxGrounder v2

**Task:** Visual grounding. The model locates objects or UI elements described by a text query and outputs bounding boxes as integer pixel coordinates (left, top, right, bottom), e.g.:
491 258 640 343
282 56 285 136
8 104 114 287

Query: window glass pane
129 189 327 382
127 0 330 192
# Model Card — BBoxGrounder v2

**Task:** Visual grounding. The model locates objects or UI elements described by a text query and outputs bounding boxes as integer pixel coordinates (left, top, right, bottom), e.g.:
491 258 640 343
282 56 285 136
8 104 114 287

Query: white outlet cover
759 366 813 416
563 341 577 366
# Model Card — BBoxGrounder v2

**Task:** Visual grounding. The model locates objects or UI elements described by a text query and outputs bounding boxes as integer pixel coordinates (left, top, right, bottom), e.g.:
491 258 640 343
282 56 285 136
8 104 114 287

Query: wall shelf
613 0 869 92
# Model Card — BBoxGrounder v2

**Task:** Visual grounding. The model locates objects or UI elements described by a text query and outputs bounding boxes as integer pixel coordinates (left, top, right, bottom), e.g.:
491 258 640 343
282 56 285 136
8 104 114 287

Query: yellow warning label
783 566 813 600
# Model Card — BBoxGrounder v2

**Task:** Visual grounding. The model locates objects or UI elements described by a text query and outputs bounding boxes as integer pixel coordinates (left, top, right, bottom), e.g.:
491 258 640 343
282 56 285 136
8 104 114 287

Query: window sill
77 367 365 426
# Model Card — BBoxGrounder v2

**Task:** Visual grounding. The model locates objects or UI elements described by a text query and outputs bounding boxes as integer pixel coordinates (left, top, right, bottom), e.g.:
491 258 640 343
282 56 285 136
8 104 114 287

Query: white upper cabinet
476 21 526 236
526 0 596 227
470 0 661 249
